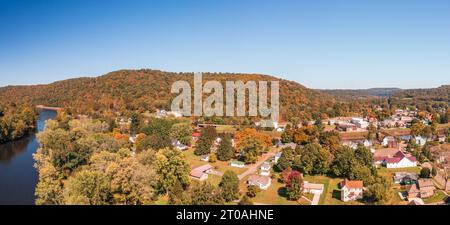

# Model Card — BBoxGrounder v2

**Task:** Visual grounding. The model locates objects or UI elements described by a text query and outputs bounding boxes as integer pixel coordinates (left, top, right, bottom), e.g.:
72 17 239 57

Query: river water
0 109 56 205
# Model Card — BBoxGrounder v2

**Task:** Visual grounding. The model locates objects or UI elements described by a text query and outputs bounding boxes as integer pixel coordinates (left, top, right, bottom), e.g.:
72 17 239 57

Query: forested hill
392 85 450 102
0 69 337 121
321 88 401 101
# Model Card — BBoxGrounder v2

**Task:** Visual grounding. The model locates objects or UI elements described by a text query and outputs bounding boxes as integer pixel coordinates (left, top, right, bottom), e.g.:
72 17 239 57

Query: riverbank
0 109 57 205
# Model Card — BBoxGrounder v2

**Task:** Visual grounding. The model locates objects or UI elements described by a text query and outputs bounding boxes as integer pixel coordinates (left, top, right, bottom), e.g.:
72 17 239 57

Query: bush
246 185 260 198
420 167 431 178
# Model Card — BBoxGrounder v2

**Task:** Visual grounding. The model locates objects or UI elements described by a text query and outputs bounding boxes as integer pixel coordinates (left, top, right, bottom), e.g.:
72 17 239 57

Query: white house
374 150 417 168
414 136 428 146
260 162 271 176
340 180 364 202
351 118 369 129
272 152 282 163
200 155 210 162
303 182 324 195
230 160 245 168
247 175 272 190
385 151 417 168
382 136 396 147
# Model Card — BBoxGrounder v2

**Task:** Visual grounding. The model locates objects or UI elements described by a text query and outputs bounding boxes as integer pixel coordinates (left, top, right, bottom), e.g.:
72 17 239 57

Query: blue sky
0 0 449 89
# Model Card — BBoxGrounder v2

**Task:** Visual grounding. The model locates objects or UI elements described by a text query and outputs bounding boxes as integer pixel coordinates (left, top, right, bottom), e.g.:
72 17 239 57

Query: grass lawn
377 167 421 177
215 125 237 134
303 175 364 205
423 191 447 204
155 195 169 205
182 149 247 175
249 180 302 205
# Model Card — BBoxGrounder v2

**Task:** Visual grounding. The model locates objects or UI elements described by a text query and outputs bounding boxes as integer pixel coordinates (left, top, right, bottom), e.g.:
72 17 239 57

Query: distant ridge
0 69 336 121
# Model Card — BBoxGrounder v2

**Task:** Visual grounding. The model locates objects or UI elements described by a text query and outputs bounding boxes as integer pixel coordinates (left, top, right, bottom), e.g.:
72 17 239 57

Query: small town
102 106 450 205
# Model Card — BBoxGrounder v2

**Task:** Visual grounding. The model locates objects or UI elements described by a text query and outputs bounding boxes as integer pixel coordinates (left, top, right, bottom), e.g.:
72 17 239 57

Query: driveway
238 151 277 180
311 193 321 205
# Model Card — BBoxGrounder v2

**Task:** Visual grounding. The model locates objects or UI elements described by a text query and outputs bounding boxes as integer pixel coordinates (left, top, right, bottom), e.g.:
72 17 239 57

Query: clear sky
1 0 449 89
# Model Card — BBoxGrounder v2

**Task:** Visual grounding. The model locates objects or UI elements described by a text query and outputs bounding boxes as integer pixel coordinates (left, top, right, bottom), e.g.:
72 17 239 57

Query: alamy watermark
170 73 279 127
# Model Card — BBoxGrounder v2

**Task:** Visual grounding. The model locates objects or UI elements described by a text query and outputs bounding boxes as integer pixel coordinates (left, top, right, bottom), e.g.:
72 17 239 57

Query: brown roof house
340 179 364 202
190 164 213 181
247 175 272 190
407 178 436 199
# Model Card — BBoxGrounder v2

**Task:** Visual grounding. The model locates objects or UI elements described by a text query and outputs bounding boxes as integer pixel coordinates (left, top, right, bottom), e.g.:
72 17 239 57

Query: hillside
0 69 337 121
321 88 401 101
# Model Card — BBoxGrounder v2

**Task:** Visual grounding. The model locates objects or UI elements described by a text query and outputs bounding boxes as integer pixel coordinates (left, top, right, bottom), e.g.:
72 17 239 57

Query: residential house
407 179 436 199
230 160 245 168
382 136 398 148
260 162 271 176
200 155 210 162
303 182 324 195
271 152 282 164
247 175 272 190
394 172 419 185
374 150 417 168
408 198 425 205
190 164 214 181
172 139 189 151
278 142 297 150
192 132 201 142
351 118 369 129
337 123 358 132
414 136 428 146
340 179 364 202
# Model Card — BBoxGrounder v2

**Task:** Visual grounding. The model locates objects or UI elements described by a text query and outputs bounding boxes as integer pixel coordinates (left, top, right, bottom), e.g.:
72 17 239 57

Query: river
0 109 57 205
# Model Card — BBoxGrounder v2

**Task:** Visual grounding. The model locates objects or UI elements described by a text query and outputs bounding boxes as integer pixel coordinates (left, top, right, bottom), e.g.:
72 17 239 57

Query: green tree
219 171 240 202
136 133 171 152
239 195 254 205
216 135 234 161
295 143 330 175
63 170 111 205
130 112 141 135
154 148 191 193
319 131 341 152
275 147 296 171
168 180 191 205
246 185 260 198
420 167 431 178
367 123 377 141
239 137 263 164
364 176 392 204
194 126 217 156
170 123 193 146
189 182 224 205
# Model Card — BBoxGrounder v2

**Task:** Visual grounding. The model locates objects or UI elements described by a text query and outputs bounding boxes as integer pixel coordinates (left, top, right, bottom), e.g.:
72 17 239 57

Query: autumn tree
63 170 111 205
285 170 304 201
234 128 271 163
170 123 193 146
189 182 224 205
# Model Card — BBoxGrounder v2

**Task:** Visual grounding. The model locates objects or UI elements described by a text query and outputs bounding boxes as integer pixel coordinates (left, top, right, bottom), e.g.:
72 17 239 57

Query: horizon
1 0 450 89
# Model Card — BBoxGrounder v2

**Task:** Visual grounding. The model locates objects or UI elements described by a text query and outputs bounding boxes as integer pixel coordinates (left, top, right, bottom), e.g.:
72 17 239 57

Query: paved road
238 151 277 180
